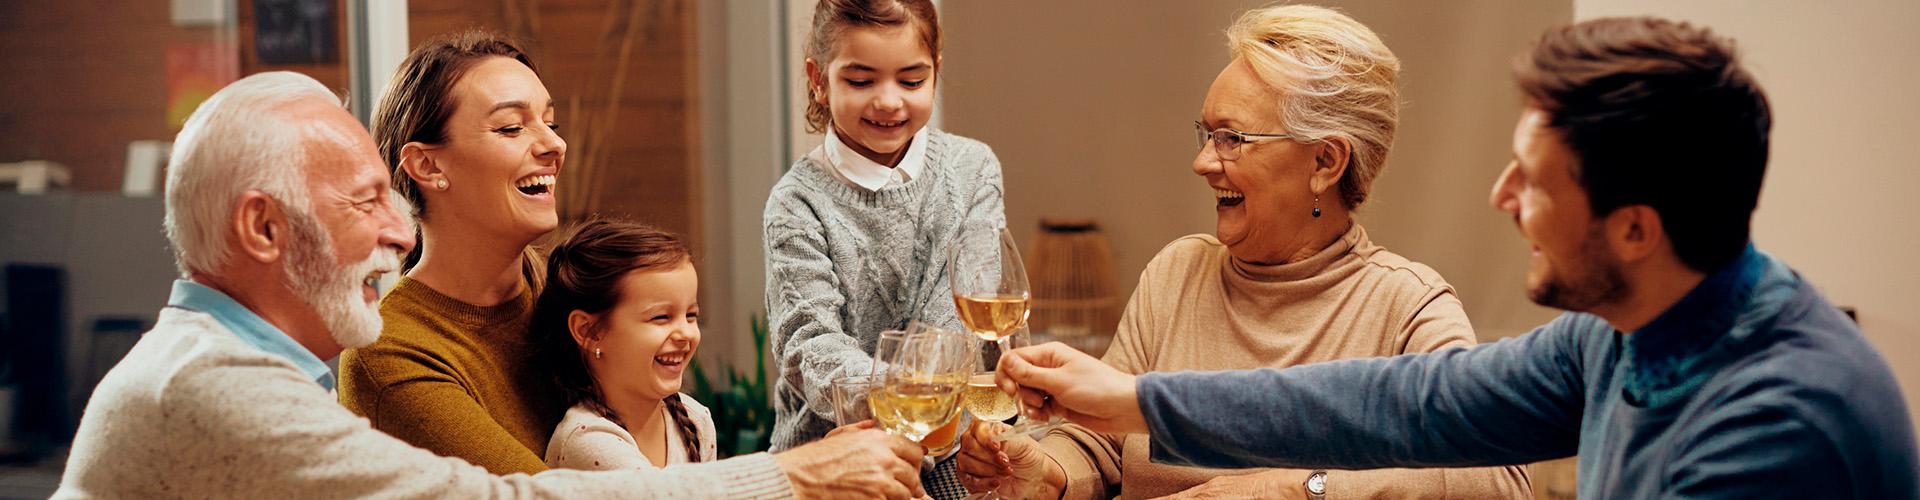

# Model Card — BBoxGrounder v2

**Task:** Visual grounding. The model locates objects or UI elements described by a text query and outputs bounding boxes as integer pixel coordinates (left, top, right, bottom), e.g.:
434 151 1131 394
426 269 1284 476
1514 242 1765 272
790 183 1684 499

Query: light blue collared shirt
166 279 336 390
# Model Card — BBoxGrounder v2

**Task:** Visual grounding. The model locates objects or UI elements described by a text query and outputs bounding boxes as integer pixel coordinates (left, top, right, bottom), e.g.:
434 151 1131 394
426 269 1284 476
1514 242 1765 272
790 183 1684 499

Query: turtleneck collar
1219 222 1377 314
1227 222 1364 284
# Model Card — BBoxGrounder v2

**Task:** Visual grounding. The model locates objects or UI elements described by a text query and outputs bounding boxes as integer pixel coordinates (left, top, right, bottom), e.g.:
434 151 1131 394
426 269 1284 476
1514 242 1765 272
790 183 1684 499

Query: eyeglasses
1194 121 1311 161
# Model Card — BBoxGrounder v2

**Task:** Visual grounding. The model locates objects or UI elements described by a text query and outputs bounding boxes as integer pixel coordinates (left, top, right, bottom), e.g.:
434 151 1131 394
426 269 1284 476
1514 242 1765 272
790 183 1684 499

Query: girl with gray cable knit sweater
763 3 1007 482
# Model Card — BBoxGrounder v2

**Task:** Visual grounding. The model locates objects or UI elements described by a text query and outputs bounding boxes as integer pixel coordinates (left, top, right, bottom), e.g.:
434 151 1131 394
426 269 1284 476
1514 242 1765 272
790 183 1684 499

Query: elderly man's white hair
164 71 344 277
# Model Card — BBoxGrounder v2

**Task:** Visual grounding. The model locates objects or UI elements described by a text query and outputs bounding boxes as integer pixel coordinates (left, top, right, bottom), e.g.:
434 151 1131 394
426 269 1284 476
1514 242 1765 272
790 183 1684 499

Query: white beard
284 212 398 350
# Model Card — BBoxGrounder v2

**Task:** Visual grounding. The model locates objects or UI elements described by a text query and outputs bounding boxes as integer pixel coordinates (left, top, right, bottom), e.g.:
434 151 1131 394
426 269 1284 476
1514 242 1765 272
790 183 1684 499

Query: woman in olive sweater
335 31 570 475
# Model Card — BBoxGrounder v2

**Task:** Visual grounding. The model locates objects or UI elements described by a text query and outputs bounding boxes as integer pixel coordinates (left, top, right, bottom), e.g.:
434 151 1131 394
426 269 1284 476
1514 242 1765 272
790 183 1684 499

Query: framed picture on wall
252 0 338 65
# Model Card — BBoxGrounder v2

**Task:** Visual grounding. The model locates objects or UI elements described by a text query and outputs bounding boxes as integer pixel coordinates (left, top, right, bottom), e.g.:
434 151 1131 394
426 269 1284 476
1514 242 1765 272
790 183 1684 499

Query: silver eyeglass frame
1193 121 1315 160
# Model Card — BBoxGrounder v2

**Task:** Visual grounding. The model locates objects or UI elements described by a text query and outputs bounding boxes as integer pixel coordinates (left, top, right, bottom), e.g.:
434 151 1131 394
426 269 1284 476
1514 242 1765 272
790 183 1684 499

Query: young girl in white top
535 219 714 469
766 0 1005 453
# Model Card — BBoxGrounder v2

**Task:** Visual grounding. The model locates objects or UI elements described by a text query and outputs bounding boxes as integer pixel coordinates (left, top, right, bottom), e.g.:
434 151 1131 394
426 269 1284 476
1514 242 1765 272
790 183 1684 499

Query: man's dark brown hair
1516 17 1772 273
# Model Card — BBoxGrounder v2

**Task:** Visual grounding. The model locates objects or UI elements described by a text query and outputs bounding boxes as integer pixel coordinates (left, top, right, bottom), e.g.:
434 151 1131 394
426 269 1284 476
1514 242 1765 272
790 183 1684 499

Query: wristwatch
1305 470 1328 500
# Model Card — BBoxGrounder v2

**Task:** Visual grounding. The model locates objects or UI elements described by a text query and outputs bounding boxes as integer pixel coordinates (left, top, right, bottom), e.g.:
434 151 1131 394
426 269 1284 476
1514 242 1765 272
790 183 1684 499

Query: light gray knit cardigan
763 129 1006 450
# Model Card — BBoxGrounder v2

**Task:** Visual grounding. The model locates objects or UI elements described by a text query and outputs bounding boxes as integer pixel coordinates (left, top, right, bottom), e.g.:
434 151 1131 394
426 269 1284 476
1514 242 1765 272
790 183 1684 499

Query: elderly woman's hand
956 420 1056 496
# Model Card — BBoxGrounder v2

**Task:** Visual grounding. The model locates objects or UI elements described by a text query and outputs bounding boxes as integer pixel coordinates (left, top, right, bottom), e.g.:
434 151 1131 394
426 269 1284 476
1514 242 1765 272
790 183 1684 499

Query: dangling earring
434 178 448 190
1312 195 1322 218
593 347 603 359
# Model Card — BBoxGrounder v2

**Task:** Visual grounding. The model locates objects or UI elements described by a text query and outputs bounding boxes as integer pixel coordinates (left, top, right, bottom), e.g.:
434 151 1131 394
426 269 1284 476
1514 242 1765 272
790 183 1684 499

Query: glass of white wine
867 330 907 433
873 325 970 443
962 328 1023 425
949 224 1063 441
830 374 882 426
868 327 969 458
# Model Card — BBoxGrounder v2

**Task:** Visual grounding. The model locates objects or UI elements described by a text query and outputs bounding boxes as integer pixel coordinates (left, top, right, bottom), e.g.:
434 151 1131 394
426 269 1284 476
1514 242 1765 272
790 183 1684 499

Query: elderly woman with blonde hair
955 5 1531 499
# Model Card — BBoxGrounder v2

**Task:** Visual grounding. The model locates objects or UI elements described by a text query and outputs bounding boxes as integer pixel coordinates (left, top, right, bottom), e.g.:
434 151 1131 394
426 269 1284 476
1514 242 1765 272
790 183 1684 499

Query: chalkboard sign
253 0 338 65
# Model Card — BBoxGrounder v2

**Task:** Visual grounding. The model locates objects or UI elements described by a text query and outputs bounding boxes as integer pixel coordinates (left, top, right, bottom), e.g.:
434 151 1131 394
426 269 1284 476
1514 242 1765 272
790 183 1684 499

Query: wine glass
866 329 908 432
950 225 1031 344
962 327 1022 425
949 224 1063 440
864 326 967 459
959 332 1035 500
874 324 970 443
830 374 882 426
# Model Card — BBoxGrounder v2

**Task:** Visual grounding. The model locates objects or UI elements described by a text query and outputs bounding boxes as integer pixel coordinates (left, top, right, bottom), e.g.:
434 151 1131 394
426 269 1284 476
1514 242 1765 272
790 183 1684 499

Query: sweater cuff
703 452 793 499
1039 431 1108 500
1136 372 1194 467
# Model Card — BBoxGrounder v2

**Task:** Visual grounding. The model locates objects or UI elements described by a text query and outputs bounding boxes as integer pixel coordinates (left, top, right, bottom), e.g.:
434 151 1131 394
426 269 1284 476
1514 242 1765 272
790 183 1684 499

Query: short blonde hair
1226 4 1400 209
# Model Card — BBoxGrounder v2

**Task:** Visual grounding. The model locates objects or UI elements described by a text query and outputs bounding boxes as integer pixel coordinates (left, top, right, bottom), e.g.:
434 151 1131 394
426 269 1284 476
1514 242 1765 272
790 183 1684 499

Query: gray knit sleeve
965 145 1009 243
917 142 1010 330
763 191 873 424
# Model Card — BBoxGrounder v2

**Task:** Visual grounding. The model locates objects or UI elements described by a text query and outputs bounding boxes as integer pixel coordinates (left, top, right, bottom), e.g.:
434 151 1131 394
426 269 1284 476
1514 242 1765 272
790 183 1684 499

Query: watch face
1306 472 1328 494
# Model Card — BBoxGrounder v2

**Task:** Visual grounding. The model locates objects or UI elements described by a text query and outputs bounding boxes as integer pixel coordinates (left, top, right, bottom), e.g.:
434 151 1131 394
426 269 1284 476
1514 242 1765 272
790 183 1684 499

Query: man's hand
1151 470 1311 500
995 342 1148 435
955 420 1059 496
773 426 926 499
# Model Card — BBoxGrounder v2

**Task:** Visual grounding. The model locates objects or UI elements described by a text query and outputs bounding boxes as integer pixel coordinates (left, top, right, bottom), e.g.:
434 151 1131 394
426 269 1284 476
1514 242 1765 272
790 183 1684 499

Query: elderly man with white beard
56 71 927 499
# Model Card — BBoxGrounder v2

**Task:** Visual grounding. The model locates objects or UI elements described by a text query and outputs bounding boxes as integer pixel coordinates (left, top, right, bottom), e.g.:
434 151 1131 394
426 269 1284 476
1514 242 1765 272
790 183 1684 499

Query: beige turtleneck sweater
1040 225 1532 499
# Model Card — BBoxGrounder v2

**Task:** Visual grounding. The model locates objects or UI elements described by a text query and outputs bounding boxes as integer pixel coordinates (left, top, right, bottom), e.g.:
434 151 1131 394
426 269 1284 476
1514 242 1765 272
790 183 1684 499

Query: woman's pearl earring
1312 195 1322 218
434 178 448 190
594 347 603 359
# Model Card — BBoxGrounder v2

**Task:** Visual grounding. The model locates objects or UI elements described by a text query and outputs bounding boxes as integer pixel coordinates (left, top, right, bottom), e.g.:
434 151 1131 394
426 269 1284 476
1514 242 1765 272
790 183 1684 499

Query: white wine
879 381 961 441
963 373 1019 422
954 293 1031 341
866 387 900 431
919 414 964 451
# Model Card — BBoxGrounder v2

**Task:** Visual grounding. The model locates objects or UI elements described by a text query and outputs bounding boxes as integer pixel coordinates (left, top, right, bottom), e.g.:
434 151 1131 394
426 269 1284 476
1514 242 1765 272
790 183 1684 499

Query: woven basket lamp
1025 218 1122 357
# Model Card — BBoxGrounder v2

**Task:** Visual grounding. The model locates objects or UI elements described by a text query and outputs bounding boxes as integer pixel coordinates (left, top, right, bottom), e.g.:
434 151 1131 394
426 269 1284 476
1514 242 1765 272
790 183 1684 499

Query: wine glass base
990 417 1065 443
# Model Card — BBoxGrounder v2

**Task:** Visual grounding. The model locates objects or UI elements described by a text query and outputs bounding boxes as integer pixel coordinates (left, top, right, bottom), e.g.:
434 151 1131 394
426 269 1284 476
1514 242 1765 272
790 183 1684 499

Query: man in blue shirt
989 16 1919 499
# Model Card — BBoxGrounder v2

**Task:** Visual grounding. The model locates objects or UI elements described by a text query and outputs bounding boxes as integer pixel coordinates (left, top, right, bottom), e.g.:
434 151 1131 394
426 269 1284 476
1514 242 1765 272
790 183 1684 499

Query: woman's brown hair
533 218 701 463
370 30 538 271
802 0 942 134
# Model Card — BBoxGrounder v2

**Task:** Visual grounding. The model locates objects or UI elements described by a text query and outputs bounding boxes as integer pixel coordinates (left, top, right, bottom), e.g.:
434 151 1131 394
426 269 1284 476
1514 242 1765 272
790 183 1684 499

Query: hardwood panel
0 0 198 192
407 0 701 230
0 0 349 193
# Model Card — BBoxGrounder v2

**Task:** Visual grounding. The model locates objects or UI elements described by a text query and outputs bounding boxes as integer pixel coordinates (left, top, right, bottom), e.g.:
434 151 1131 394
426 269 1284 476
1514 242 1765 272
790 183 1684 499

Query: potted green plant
686 313 775 457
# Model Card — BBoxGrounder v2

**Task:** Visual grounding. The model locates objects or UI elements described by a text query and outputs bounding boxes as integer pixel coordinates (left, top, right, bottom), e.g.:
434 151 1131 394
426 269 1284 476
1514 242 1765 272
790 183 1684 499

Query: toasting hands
955 420 1056 496
773 422 927 499
994 342 1149 435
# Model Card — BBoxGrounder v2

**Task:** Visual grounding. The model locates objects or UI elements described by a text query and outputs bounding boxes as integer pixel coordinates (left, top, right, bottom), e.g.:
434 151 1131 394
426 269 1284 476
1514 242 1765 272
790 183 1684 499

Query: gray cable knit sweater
764 129 1006 450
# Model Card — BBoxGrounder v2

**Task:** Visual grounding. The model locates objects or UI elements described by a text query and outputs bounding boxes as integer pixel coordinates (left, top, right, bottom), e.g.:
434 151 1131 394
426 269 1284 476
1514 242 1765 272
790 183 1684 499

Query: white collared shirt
809 126 929 191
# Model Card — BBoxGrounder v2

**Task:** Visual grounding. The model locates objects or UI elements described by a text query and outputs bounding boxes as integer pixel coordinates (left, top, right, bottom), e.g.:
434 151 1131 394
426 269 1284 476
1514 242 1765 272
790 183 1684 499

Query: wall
0 193 178 437
1576 0 1920 431
940 0 1572 340
0 0 348 193
695 0 789 377
407 0 700 240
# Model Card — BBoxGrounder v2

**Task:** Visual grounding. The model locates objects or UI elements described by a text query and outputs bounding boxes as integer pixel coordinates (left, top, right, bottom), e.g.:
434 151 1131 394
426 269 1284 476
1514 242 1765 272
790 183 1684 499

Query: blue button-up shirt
166 279 336 390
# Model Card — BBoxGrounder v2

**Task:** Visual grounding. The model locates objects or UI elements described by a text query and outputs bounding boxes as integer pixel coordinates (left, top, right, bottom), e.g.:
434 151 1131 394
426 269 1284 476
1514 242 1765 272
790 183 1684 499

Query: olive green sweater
339 276 567 475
